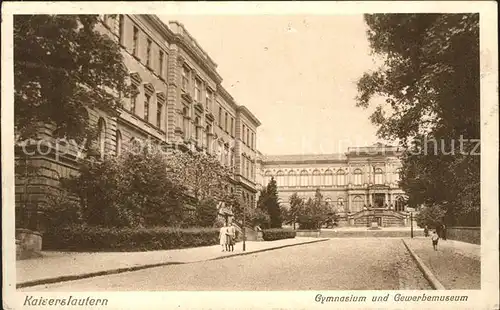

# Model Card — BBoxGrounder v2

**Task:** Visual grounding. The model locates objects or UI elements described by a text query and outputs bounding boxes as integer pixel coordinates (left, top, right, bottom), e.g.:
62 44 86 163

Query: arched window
394 168 402 184
324 169 334 186
337 197 345 211
354 169 363 185
276 170 284 186
375 168 384 184
312 169 321 186
336 169 346 186
97 118 106 158
115 130 122 156
300 170 308 187
352 196 364 212
288 170 296 187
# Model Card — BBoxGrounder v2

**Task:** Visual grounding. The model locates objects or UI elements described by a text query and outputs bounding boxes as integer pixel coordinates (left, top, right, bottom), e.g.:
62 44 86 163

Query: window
336 169 346 186
206 89 212 110
194 78 202 102
246 158 250 178
276 171 284 186
251 132 255 149
264 170 272 185
97 118 106 158
181 66 189 91
324 169 334 186
146 39 152 67
394 168 402 184
182 107 189 139
130 86 138 113
247 128 250 146
337 197 345 210
375 168 384 184
312 169 321 186
195 117 200 141
158 50 164 78
156 102 163 128
218 106 222 126
132 26 139 56
116 130 122 156
242 125 246 143
144 94 150 121
288 170 296 187
206 125 212 153
230 117 234 136
395 196 405 212
119 15 125 44
354 169 363 185
224 112 228 132
300 170 308 187
242 157 246 176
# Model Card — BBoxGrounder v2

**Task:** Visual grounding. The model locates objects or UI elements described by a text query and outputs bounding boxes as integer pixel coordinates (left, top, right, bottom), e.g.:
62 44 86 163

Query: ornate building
15 15 261 222
256 143 409 227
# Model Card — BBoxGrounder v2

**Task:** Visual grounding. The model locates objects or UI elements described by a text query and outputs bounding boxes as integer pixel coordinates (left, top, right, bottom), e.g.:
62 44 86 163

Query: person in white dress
219 225 227 252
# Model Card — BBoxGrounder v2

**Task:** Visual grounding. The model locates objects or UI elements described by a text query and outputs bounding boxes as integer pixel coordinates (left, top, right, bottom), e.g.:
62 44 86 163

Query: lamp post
410 211 414 238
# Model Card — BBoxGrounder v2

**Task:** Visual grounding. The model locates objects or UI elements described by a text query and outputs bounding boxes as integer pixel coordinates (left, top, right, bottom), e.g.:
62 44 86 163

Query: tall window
312 169 321 186
276 171 284 186
146 39 152 67
119 15 125 44
156 102 163 128
132 26 139 56
288 170 296 187
300 170 308 187
336 169 346 186
264 171 272 185
218 106 222 126
354 169 363 185
375 168 384 184
394 168 402 184
245 157 250 177
247 128 250 146
194 117 201 143
130 86 138 113
182 66 189 91
158 50 164 78
395 196 405 212
337 197 345 211
325 169 334 186
224 112 228 132
242 125 246 143
205 125 212 153
206 89 213 110
194 78 202 102
182 107 189 139
144 94 150 121
230 118 234 136
97 118 106 158
115 130 122 156
251 132 254 149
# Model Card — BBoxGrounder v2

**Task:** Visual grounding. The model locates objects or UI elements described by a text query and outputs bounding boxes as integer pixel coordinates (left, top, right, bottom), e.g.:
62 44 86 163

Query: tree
415 204 446 229
297 189 330 229
195 198 218 227
356 14 480 226
14 15 131 142
165 149 233 203
288 193 304 230
257 177 282 228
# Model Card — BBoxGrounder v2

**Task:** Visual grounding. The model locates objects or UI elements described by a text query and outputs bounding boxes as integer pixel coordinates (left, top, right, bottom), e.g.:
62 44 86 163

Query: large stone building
256 143 410 227
15 15 261 225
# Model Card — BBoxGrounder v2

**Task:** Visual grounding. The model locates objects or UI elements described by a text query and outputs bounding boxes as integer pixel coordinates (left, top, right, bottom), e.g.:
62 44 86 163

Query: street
23 239 431 291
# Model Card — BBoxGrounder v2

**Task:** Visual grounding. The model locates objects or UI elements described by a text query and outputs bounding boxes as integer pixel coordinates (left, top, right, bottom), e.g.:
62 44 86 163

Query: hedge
43 225 220 252
262 228 296 241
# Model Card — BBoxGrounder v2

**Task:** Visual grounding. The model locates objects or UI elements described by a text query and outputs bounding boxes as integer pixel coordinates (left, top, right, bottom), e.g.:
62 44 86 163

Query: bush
195 198 218 227
43 224 220 251
262 228 296 241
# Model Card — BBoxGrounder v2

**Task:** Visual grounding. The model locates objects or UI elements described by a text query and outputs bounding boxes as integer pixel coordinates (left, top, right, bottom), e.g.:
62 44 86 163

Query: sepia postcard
2 1 499 309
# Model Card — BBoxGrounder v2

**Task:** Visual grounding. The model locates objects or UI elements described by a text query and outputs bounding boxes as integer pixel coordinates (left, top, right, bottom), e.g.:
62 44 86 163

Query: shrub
262 228 296 241
195 198 218 227
43 224 220 251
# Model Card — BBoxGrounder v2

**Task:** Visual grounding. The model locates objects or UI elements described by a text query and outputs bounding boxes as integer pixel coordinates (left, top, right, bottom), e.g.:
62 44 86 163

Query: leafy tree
14 15 131 142
297 189 330 229
415 204 446 229
165 149 233 202
356 14 480 226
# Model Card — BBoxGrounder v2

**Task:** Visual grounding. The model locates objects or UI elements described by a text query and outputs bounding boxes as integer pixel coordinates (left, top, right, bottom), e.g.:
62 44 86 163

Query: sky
159 15 388 155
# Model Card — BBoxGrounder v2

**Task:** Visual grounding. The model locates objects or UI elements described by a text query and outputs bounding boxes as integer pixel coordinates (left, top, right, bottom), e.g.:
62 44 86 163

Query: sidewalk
17 237 327 288
403 237 480 290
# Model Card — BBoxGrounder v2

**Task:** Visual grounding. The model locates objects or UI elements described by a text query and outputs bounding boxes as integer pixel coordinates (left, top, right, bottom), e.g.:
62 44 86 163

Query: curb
401 239 446 290
17 238 328 289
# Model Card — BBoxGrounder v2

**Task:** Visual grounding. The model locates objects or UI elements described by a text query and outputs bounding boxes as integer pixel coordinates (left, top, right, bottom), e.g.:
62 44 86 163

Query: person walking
431 230 440 251
424 225 429 237
219 225 227 252
442 224 447 240
228 223 236 252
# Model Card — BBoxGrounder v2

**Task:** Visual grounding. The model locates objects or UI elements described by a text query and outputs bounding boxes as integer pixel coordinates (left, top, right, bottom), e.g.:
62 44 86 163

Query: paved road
23 238 431 291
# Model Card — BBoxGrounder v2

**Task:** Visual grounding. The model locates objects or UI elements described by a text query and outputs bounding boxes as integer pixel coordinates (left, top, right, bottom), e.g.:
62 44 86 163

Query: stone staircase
232 221 258 241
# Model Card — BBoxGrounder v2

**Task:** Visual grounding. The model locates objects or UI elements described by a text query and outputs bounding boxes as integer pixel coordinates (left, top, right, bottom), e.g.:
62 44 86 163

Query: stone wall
447 227 480 244
296 230 321 238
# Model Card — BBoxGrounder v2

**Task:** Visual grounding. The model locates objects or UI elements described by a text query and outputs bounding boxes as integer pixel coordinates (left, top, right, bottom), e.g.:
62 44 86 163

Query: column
385 192 388 205
369 193 373 205
364 194 368 206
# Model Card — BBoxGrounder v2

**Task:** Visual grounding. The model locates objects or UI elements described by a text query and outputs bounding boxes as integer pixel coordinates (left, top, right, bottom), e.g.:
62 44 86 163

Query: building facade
257 143 409 227
15 15 261 223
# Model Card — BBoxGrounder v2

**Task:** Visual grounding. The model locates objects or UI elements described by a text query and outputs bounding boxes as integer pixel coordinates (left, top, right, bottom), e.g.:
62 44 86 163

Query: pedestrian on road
431 230 440 251
442 224 447 240
424 225 429 237
228 223 236 252
219 225 227 252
